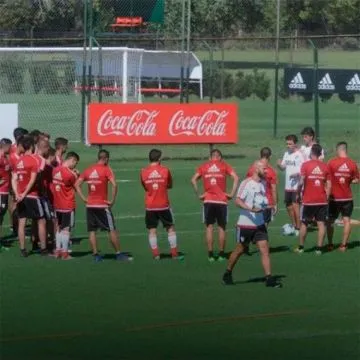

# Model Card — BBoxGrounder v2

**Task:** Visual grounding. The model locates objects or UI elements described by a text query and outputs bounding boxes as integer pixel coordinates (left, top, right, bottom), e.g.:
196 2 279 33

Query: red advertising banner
87 103 238 144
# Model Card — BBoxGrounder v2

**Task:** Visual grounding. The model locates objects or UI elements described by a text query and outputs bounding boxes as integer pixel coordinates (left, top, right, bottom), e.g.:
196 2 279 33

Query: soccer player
11 135 47 257
140 149 182 260
327 142 359 251
52 152 80 259
54 137 68 166
0 138 12 248
246 147 278 226
191 149 239 262
296 144 331 255
222 161 281 288
75 150 131 262
8 127 28 234
277 135 305 235
300 127 324 161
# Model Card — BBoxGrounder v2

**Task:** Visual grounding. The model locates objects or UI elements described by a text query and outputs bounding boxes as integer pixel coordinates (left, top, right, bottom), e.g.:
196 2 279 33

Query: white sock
168 232 177 249
149 235 158 250
55 232 61 251
62 232 70 252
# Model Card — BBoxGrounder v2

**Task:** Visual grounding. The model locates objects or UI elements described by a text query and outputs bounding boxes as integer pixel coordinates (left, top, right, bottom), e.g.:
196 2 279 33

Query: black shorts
301 205 328 224
145 209 174 230
328 200 353 220
236 225 268 244
17 197 44 220
56 211 75 231
0 194 9 225
41 197 55 220
87 207 116 232
203 203 228 229
263 208 273 224
284 191 297 206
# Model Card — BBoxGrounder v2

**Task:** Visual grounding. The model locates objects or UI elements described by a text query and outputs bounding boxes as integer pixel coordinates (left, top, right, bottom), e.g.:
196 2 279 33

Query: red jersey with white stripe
79 164 115 208
300 160 330 205
327 157 359 201
141 164 172 210
196 160 235 204
246 163 277 205
9 152 21 171
14 155 41 198
52 166 77 211
0 153 11 194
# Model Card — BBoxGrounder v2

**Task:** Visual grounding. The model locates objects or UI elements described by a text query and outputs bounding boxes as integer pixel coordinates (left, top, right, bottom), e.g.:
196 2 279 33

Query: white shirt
236 178 266 228
300 144 325 162
281 150 305 191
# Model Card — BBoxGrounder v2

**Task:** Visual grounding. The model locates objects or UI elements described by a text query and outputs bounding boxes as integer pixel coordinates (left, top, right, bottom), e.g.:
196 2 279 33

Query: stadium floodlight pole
179 0 186 104
273 0 280 138
81 0 88 143
185 0 191 103
308 39 320 141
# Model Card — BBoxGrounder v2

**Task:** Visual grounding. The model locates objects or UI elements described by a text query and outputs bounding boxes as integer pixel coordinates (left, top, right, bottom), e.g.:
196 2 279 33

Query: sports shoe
217 256 227 262
208 256 216 263
315 249 322 256
265 276 282 288
116 253 133 261
172 255 185 261
327 244 334 252
222 271 234 285
20 249 28 257
0 245 10 252
93 254 103 262
294 246 304 254
338 244 347 252
153 255 161 261
62 253 73 261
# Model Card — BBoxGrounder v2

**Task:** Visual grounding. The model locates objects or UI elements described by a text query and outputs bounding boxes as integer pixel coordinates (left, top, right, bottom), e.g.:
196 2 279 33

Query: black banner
284 68 360 94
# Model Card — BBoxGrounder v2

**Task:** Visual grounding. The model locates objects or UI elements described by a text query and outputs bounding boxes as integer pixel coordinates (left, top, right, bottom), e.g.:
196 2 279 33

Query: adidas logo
53 171 62 180
318 73 335 90
289 72 307 90
17 160 24 169
311 166 323 175
208 164 220 173
149 170 162 179
345 73 360 91
337 163 350 172
89 170 99 179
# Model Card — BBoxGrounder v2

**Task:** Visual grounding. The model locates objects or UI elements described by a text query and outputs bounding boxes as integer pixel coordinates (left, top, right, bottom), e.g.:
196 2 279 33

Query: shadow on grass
236 274 287 285
70 236 87 244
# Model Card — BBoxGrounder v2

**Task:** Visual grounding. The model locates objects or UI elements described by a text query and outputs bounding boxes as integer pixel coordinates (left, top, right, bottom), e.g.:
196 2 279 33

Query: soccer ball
282 224 295 236
253 194 268 210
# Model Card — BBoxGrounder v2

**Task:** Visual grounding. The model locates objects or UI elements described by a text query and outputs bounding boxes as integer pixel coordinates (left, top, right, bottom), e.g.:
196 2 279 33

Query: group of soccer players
0 125 358 288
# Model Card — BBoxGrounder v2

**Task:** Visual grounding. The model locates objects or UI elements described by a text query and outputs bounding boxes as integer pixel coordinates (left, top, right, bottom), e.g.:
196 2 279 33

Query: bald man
222 161 282 288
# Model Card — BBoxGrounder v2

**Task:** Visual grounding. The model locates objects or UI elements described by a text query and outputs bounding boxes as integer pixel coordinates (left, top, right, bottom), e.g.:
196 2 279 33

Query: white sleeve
236 181 248 200
281 153 287 167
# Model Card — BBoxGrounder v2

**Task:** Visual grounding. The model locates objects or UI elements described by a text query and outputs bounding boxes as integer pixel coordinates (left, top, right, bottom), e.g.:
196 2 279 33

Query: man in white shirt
300 127 325 161
277 134 305 234
222 161 282 288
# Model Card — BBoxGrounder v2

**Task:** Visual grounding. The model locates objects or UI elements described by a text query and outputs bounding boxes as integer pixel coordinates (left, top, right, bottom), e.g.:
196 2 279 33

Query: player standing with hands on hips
191 149 239 262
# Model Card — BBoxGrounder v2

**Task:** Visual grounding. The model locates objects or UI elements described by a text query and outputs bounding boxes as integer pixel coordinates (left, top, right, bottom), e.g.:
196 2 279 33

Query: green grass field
1 140 360 360
1 48 360 360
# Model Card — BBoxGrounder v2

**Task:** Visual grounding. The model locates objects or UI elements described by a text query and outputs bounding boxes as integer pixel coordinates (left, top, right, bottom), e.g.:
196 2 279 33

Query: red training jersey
327 157 359 201
300 160 330 205
14 155 41 198
246 163 277 205
9 152 21 171
79 164 115 208
196 160 236 204
0 153 11 194
52 165 77 211
141 164 172 210
9 144 17 155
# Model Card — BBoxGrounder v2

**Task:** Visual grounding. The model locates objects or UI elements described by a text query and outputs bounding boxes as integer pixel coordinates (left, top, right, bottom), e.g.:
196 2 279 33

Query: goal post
0 47 144 141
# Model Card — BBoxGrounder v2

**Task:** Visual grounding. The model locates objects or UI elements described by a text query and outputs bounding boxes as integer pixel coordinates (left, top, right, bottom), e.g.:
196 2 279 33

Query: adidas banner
284 68 360 94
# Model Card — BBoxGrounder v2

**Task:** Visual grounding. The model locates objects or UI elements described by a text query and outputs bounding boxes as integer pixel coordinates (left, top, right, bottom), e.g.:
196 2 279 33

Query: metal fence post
81 0 88 143
273 0 280 138
308 39 320 141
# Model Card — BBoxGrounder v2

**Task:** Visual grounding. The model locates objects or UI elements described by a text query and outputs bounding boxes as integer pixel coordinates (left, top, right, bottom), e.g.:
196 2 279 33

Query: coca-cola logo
97 109 158 136
169 110 228 136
